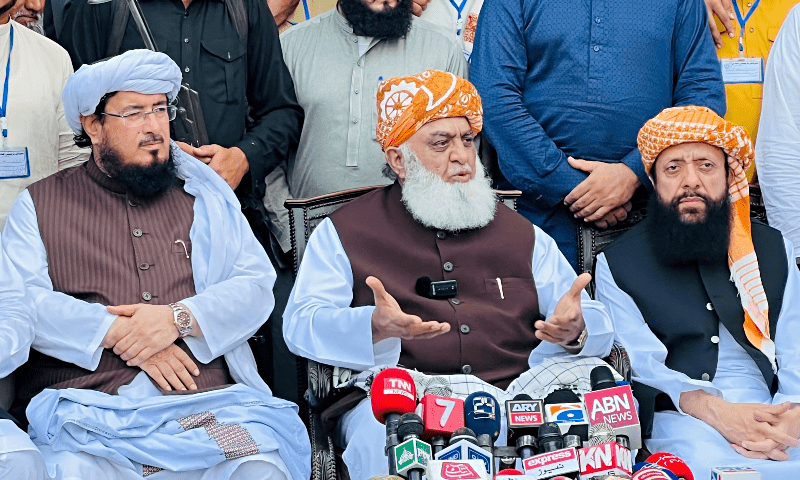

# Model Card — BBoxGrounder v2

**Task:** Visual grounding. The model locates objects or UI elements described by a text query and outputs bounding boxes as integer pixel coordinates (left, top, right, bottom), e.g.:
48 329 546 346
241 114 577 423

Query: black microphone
543 388 589 442
590 365 618 391
537 422 564 453
395 413 430 480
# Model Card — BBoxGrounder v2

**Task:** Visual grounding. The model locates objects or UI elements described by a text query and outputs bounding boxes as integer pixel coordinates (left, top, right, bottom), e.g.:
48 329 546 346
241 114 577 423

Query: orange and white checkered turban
375 70 483 151
638 106 775 373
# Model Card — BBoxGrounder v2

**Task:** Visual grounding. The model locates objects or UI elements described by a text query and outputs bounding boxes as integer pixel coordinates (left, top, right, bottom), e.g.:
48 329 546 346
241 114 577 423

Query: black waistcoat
602 218 788 438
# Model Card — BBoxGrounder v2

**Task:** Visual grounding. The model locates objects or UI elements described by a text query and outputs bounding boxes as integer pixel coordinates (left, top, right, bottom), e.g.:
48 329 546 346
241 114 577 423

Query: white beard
399 143 497 232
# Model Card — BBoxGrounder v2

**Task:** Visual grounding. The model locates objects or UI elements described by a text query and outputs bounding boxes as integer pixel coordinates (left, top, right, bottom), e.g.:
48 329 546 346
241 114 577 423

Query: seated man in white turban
283 70 615 479
0 49 310 480
0 229 45 480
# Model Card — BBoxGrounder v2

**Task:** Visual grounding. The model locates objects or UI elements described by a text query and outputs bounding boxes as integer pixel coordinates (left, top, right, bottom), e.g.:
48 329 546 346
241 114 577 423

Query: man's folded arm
179 204 277 363
470 0 586 207
2 190 116 371
594 252 722 412
528 225 613 362
283 218 401 371
772 238 800 405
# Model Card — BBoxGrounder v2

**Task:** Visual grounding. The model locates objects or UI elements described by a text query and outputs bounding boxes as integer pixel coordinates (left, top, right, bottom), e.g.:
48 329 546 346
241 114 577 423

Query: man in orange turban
284 70 615 478
595 106 800 477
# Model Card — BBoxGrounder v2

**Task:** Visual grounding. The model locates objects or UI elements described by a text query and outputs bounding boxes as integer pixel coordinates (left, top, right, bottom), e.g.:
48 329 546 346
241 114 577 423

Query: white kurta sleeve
1 190 116 371
0 231 35 378
283 218 400 371
528 225 614 364
756 6 800 248
179 195 277 364
594 252 722 412
772 238 800 405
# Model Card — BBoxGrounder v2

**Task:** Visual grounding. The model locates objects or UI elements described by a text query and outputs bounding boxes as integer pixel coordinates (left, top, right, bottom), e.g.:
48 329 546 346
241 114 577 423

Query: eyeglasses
101 105 178 128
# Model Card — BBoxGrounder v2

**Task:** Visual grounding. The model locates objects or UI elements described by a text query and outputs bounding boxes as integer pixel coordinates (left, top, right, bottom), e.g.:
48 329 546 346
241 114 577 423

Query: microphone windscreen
543 388 580 404
415 277 432 297
646 452 694 480
464 391 501 441
633 467 678 480
449 427 477 445
513 393 533 401
537 422 561 441
496 469 524 476
422 375 453 397
370 368 417 424
590 366 618 391
397 412 424 440
588 422 615 445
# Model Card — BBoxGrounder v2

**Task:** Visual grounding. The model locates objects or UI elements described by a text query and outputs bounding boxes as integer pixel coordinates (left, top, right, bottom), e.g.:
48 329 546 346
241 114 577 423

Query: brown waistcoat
15 159 230 411
330 183 540 389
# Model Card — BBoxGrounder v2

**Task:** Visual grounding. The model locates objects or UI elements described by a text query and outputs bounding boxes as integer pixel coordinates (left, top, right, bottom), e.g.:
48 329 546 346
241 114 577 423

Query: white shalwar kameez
0 145 311 480
284 219 614 479
595 239 800 479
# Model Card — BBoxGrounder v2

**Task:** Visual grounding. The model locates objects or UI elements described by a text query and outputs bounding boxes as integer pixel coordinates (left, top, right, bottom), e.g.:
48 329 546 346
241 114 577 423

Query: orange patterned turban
375 70 483 151
637 106 775 373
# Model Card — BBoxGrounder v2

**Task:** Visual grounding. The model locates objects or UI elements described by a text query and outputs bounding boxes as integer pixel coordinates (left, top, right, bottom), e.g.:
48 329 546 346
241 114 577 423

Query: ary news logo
508 400 544 425
383 377 415 400
545 403 586 423
440 462 481 479
469 396 496 420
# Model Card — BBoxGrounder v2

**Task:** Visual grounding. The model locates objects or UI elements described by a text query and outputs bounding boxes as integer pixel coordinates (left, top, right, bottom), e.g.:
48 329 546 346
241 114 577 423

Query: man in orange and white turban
284 70 615 479
595 106 800 477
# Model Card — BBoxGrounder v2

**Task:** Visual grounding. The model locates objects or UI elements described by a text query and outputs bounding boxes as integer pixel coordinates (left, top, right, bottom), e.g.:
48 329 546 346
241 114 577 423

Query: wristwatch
561 327 588 354
169 302 193 338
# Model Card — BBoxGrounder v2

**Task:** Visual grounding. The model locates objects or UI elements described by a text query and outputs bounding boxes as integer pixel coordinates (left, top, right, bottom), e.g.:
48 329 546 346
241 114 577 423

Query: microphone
543 389 589 442
420 393 465 452
394 413 432 480
521 446 580 479
426 460 490 480
577 423 633 480
633 463 679 480
536 422 562 454
633 468 678 480
645 453 693 480
507 394 545 446
495 471 537 480
436 427 493 476
464 391 501 476
583 365 642 449
371 368 418 475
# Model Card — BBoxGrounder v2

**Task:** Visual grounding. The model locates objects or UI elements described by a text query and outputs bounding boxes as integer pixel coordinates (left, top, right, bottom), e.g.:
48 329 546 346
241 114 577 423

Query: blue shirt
471 0 726 269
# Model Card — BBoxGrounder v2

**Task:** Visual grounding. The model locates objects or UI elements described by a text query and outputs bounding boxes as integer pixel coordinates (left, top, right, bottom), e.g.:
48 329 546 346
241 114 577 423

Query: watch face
177 312 191 327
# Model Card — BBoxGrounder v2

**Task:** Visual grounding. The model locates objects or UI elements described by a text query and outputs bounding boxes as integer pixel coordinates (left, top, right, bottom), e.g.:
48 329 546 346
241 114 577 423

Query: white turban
62 49 182 134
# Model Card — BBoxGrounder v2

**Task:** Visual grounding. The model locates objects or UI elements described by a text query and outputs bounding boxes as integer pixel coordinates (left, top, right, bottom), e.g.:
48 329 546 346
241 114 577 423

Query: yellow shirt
716 0 798 178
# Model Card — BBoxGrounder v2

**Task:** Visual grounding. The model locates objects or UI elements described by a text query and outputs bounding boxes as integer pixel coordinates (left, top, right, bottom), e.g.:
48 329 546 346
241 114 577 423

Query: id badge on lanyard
720 0 765 85
0 25 29 180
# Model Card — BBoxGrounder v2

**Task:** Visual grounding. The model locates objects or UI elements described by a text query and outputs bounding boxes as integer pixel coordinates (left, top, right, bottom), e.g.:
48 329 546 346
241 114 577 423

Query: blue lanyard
448 0 468 35
732 0 761 56
0 25 13 143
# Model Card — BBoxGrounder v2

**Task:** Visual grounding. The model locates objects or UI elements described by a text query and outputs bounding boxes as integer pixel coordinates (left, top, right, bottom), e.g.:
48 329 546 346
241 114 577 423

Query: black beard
647 189 731 266
98 144 180 201
338 0 413 39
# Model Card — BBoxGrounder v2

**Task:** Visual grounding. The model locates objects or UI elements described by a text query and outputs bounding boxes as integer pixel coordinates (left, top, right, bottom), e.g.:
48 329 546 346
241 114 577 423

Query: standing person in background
756 5 800 250
0 0 87 229
10 0 44 33
470 0 725 271
60 0 304 401
704 0 798 180
409 0 481 62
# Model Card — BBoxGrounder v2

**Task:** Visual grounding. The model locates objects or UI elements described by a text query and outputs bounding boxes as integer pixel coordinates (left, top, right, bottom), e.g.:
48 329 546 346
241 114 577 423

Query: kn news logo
383 377 415 400
440 462 482 479
545 403 586 423
584 387 638 427
508 399 544 425
578 443 632 476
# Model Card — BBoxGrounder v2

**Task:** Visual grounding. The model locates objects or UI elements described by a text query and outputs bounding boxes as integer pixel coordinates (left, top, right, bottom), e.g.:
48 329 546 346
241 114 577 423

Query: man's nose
450 140 470 164
682 164 701 188
26 0 44 15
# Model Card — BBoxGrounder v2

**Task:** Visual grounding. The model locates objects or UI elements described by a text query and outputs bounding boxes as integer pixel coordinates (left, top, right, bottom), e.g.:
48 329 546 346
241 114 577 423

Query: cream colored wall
289 0 337 23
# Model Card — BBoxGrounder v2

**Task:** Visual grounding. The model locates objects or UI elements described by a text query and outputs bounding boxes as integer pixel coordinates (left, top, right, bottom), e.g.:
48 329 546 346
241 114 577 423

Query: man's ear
385 147 406 183
80 114 103 146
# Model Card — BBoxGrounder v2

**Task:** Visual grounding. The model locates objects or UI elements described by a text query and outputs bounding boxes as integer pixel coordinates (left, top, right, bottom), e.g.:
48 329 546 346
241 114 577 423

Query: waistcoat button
443 262 454 272
142 292 152 301
139 263 150 270
711 335 720 344
437 231 446 240
706 302 714 311
461 364 472 375
133 228 143 237
450 298 460 305
701 373 710 381
460 325 470 334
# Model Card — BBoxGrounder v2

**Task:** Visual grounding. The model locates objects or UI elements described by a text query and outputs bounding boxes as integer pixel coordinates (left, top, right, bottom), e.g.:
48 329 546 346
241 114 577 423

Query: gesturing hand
535 273 590 345
564 158 640 223
189 144 249 190
367 276 450 344
103 304 179 367
140 343 200 392
704 0 736 49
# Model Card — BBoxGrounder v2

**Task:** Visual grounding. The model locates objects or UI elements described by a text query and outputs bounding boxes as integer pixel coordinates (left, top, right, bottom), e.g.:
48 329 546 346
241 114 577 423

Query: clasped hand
102 304 179 366
564 158 639 229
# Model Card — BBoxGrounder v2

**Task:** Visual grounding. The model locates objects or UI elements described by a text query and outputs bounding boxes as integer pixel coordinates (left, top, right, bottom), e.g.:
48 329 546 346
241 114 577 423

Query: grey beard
399 143 497 232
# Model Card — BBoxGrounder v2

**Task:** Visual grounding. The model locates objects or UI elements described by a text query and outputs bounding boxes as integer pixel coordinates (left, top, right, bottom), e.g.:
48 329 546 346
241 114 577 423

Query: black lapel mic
415 276 458 299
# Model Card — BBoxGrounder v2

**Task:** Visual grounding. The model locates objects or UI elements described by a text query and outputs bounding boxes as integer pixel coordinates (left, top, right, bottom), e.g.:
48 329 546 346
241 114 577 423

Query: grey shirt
280 9 468 199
